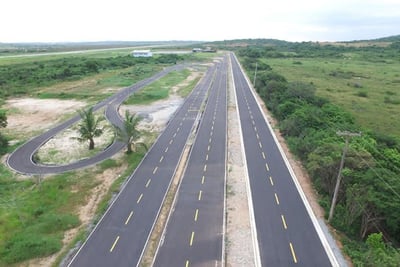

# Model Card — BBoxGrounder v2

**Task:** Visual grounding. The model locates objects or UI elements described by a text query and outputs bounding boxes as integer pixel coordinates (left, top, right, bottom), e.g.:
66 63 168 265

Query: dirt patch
5 98 86 139
120 95 183 133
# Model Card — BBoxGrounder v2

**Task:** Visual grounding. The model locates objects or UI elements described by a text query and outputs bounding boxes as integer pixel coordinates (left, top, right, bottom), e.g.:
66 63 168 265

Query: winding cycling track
7 65 184 175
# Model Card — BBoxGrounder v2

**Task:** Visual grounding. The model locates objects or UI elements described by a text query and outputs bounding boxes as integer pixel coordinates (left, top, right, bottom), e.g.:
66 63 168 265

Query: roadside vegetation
235 40 400 266
0 48 205 265
124 69 191 105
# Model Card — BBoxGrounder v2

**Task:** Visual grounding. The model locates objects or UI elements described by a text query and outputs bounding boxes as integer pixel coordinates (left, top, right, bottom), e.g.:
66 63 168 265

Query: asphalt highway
67 63 218 267
7 65 184 175
153 56 228 267
230 53 337 267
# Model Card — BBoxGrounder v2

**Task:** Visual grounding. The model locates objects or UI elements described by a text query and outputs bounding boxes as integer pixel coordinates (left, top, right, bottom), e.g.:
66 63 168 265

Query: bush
355 91 368 98
1 233 61 264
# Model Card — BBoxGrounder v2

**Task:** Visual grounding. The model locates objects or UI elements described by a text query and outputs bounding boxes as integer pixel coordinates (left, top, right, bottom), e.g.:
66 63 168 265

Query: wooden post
328 131 361 222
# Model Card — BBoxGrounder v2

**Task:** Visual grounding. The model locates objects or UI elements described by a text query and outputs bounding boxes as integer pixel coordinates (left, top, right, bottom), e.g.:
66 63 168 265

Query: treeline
238 48 400 265
0 54 183 99
233 40 400 63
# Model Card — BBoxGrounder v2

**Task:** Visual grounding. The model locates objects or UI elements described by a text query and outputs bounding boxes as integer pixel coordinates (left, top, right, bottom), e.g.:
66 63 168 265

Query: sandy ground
5 98 87 139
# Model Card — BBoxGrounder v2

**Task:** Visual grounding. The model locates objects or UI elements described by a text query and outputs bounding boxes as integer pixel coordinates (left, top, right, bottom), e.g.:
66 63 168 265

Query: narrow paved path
7 65 184 175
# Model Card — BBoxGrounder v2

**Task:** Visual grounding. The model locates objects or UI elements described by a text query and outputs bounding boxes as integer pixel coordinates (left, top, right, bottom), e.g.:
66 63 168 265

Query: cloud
1 0 399 42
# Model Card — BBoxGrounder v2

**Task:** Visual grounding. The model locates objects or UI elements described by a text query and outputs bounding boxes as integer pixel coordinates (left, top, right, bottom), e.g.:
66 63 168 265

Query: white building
131 50 153 57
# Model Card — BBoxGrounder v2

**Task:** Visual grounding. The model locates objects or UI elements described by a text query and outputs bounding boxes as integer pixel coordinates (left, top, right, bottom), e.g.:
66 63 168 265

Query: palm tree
115 110 147 154
76 107 104 150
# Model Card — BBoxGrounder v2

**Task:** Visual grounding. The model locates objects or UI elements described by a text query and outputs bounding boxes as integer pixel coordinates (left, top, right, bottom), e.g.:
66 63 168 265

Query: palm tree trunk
127 143 132 154
89 138 95 150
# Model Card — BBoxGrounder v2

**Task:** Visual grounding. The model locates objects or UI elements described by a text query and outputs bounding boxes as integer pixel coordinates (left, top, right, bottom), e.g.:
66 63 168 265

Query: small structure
192 48 203 53
132 50 153 57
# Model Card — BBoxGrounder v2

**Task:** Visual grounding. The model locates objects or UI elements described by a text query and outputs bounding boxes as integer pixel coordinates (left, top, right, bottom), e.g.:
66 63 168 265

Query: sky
1 0 399 43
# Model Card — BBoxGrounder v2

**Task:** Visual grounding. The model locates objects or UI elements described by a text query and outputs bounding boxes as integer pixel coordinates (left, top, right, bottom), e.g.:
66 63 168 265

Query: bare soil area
5 98 87 139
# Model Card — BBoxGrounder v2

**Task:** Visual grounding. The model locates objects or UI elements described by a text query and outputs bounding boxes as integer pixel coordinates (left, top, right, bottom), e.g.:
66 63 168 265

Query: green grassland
124 69 191 105
263 56 400 137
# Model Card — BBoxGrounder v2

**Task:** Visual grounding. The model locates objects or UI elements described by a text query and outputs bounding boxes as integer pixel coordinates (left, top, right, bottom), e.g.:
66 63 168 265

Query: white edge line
230 53 262 267
221 55 228 267
233 53 340 267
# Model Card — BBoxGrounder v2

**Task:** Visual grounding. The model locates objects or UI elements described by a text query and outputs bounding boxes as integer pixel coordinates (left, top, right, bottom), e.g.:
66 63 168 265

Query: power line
353 150 400 201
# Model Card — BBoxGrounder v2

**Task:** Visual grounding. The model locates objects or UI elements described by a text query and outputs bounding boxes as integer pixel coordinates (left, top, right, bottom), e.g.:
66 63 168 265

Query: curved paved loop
7 65 184 175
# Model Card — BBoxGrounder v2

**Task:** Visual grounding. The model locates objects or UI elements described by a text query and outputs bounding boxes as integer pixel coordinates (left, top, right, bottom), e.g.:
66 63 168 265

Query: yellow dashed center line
269 176 274 186
262 152 266 159
189 231 195 246
289 242 298 263
208 145 211 151
153 166 158 174
201 175 205 184
259 141 263 148
165 147 169 153
194 209 199 221
145 178 151 188
206 154 209 161
198 190 203 201
159 156 164 163
173 132 177 138
281 215 288 229
210 131 213 136
137 193 143 204
265 163 270 171
186 260 190 267
274 193 280 205
125 211 133 225
110 236 120 252
169 139 173 145
256 133 260 139
203 164 207 172
209 137 212 143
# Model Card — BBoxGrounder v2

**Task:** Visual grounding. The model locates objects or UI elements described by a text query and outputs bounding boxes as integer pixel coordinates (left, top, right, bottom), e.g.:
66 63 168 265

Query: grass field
263 56 400 136
124 69 191 105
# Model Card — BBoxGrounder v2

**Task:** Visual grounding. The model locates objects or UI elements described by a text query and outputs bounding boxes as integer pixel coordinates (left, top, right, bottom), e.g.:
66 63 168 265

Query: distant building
132 50 153 57
192 47 216 53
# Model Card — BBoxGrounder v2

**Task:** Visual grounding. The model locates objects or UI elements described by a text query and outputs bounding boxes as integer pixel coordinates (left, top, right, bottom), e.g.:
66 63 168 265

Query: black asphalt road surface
7 65 184 175
231 53 334 266
153 56 228 267
67 63 218 267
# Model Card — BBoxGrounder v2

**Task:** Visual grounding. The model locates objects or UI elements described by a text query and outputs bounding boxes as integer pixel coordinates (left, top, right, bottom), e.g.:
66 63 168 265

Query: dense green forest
234 41 400 266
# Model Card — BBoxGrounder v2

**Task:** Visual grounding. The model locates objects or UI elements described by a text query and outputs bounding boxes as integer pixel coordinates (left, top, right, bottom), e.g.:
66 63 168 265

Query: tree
75 107 104 150
0 109 8 154
114 111 147 154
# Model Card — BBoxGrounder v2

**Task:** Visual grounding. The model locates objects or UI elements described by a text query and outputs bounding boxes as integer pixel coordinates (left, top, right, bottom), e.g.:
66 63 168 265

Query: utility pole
328 131 361 222
253 62 258 86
